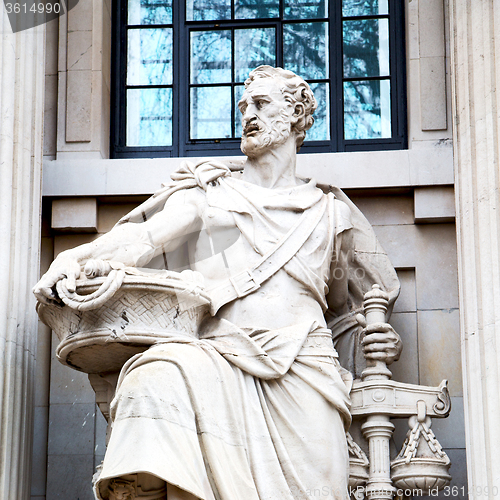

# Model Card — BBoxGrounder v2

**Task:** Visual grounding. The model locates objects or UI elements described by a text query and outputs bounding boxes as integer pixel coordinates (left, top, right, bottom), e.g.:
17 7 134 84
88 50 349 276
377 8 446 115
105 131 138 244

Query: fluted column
0 13 45 500
362 417 395 500
449 0 500 489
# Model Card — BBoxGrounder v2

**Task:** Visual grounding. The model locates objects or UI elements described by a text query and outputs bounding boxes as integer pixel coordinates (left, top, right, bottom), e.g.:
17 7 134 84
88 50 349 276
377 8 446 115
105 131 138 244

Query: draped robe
94 161 400 500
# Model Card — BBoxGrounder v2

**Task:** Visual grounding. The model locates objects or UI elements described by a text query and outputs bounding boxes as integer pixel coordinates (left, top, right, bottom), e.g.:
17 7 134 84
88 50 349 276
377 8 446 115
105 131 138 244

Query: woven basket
37 273 211 374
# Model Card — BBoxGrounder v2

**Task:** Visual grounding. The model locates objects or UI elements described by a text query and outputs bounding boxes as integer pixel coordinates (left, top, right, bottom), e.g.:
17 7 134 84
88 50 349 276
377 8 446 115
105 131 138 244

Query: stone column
449 0 500 490
0 12 45 500
362 417 395 500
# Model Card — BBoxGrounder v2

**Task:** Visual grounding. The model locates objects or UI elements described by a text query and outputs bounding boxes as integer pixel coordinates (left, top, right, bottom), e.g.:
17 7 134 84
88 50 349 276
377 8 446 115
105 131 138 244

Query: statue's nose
242 115 257 130
242 104 258 122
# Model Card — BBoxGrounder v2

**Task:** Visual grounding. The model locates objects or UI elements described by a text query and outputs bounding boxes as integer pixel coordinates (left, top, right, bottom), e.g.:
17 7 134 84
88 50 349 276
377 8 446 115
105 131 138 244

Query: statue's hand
361 322 402 365
33 257 82 305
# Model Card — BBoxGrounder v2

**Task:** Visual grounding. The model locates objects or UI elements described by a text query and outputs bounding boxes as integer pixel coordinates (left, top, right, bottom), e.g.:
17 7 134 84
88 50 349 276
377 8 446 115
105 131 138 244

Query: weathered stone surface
46 454 95 500
418 309 462 396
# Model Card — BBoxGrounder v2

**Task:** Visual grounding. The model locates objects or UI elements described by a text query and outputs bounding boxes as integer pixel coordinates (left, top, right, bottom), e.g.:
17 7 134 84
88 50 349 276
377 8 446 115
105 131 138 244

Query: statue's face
238 78 294 157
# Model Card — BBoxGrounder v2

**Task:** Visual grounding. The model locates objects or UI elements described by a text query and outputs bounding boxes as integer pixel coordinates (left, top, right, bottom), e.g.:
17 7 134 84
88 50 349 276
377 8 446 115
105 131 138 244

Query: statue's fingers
363 323 393 335
362 333 393 345
355 313 367 328
33 288 48 304
34 286 56 305
65 261 81 293
363 341 393 353
66 274 76 293
364 352 392 361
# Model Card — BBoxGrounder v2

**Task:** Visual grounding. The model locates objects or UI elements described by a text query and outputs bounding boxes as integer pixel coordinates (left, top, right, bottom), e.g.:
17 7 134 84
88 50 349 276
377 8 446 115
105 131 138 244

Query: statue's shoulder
333 197 352 221
170 159 244 192
327 192 353 234
166 183 207 207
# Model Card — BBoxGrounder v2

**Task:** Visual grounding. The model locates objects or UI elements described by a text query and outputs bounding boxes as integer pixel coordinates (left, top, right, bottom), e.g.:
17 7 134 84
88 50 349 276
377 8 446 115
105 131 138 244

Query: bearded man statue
34 66 401 500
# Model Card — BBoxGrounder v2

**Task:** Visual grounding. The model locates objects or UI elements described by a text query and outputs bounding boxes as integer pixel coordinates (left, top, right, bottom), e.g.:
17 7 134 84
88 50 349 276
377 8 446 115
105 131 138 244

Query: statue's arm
33 188 204 304
326 226 352 318
326 220 402 371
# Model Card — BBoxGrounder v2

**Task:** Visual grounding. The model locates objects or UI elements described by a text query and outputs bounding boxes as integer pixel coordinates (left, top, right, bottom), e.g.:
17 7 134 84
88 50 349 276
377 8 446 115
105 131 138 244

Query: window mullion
276 24 283 68
231 27 235 138
333 0 343 152
111 0 127 152
121 1 129 149
393 0 408 147
177 1 188 156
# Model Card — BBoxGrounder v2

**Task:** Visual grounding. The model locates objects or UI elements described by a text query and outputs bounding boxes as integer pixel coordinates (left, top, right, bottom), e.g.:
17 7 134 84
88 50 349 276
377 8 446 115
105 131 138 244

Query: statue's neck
242 137 299 189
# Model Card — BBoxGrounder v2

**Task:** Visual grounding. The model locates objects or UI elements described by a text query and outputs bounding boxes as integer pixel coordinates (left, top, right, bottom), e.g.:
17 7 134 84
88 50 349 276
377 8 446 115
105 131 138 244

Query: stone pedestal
449 0 500 489
0 14 45 500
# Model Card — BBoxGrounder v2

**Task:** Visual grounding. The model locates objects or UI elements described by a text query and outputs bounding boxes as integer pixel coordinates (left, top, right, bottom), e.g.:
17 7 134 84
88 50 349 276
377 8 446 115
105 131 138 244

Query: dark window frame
111 0 407 159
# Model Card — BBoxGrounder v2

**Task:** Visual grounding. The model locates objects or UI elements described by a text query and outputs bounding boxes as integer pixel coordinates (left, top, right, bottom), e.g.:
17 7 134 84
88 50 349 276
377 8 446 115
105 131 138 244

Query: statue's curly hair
244 66 318 150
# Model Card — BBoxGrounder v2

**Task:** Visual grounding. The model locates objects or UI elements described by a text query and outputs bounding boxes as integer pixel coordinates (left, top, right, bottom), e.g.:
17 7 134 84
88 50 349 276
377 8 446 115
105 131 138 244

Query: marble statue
34 66 403 500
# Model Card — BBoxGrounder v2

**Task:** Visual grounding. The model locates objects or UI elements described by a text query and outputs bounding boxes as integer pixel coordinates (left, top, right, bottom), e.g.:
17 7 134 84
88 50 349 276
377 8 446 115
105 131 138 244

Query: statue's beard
241 112 291 156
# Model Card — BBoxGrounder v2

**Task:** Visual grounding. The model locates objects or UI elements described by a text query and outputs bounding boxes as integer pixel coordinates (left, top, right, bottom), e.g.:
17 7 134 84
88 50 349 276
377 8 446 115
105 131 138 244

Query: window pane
342 0 388 16
190 86 232 139
234 28 276 82
344 79 391 139
343 18 389 78
128 0 172 25
127 88 173 146
235 0 279 19
127 28 173 85
234 84 245 138
307 82 330 141
190 30 232 84
284 22 328 80
186 0 231 21
284 0 327 20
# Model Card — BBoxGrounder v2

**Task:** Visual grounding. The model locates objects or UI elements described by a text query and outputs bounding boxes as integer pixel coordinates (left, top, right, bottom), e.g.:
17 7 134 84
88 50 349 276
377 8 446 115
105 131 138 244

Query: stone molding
42 146 455 197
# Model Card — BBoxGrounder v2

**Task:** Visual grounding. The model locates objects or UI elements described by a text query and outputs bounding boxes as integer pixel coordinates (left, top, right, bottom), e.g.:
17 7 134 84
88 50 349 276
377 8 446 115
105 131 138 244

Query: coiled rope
56 269 126 311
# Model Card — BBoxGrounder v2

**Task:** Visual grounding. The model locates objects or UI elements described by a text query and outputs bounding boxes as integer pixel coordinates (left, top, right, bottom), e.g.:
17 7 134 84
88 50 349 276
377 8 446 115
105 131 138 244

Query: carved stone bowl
37 274 211 374
391 458 452 492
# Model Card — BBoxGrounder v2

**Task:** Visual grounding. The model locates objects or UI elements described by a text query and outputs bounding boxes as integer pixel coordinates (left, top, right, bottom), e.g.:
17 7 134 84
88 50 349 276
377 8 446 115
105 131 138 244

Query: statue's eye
256 100 266 110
